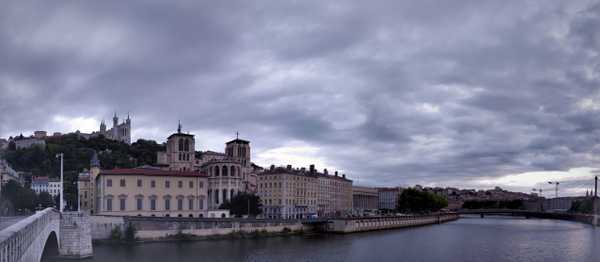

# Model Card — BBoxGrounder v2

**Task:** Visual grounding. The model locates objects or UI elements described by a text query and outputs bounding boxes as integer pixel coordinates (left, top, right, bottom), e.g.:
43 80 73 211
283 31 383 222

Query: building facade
13 137 46 150
95 167 209 217
378 187 403 210
78 153 101 214
352 186 379 213
258 165 353 219
0 159 20 186
98 113 132 144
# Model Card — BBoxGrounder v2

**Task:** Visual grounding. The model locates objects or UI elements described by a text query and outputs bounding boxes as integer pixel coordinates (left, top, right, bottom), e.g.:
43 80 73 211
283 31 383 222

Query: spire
236 131 239 139
178 120 182 133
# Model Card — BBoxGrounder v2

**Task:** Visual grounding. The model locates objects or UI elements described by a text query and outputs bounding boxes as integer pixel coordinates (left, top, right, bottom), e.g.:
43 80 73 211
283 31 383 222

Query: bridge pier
59 212 93 259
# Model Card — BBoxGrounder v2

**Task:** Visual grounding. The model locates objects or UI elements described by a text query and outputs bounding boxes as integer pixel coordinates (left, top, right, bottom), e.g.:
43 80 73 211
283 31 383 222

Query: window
120 198 126 211
188 198 194 210
150 199 156 210
222 166 228 176
178 199 183 210
178 181 183 188
215 166 220 176
165 198 171 210
84 191 87 198
199 198 204 209
189 181 193 188
165 181 170 188
199 182 204 188
137 179 142 187
120 179 126 187
107 179 112 187
106 198 113 211
151 180 156 188
137 198 143 210
179 139 184 151
231 166 235 177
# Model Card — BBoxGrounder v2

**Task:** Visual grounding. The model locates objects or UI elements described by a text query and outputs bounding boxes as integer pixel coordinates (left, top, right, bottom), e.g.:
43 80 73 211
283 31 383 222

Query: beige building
258 165 352 219
95 167 209 217
78 153 101 214
352 186 379 213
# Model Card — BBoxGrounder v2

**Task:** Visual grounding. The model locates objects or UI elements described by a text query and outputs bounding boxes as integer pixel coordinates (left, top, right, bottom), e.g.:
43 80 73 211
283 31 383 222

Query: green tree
219 193 262 217
1 180 37 211
36 192 55 208
397 188 448 213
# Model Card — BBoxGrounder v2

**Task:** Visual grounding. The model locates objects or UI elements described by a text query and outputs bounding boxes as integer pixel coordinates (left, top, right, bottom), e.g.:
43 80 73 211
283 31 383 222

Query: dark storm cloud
2 0 600 193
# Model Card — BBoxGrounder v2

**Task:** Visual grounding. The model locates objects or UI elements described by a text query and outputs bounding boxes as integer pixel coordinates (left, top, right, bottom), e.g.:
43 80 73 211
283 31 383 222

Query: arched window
178 139 184 151
222 165 228 176
184 139 189 152
222 189 227 203
230 189 234 199
230 166 235 177
209 166 213 176
237 167 241 177
215 166 220 176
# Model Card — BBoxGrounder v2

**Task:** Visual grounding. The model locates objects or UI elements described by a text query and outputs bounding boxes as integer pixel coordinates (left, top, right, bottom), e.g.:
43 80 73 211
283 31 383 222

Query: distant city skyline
2 1 600 196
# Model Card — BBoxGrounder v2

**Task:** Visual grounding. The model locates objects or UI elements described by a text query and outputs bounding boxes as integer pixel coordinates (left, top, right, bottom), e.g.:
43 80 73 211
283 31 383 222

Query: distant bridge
0 208 92 262
457 209 599 225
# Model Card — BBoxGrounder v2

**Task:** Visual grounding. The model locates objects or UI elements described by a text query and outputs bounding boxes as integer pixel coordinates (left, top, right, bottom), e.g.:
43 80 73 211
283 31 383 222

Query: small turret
178 120 182 133
112 112 118 127
100 120 106 133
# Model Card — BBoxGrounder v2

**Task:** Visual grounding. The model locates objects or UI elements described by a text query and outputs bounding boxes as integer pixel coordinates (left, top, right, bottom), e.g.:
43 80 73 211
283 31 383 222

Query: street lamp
548 181 560 198
56 153 64 212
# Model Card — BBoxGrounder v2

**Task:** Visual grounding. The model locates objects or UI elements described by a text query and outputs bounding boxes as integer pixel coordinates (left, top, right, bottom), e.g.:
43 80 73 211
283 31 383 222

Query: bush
110 227 122 241
124 223 136 242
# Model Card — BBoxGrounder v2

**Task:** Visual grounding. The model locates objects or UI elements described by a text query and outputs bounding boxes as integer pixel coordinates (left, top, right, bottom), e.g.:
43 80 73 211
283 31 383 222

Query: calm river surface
45 216 600 262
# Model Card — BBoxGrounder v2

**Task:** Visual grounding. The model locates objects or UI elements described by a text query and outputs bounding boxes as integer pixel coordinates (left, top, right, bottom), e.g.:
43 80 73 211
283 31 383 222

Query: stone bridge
0 208 92 262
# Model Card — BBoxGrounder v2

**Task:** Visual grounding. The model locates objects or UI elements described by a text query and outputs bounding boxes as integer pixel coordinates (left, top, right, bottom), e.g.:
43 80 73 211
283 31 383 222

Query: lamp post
56 153 64 212
547 181 560 198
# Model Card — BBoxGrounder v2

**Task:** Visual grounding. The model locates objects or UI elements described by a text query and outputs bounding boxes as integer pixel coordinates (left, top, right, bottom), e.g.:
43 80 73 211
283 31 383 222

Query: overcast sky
1 1 600 196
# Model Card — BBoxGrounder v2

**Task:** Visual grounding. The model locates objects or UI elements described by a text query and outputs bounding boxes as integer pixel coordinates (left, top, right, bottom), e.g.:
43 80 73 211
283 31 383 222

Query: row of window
106 179 203 189
105 197 204 211
209 165 241 177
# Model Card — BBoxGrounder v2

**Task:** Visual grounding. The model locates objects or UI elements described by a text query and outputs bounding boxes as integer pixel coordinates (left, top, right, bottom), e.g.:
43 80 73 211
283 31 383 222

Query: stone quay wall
327 213 459 233
90 216 304 241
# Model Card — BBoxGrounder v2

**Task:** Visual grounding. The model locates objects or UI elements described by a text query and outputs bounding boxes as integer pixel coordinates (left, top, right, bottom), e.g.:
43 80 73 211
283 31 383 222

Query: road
0 216 26 231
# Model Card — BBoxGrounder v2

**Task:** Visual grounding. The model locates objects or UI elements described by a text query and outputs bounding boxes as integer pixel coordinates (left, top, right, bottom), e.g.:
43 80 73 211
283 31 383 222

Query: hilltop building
96 113 132 144
0 159 20 186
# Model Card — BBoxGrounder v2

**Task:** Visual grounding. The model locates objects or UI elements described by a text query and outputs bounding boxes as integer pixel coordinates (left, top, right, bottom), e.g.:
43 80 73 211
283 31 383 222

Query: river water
44 216 600 262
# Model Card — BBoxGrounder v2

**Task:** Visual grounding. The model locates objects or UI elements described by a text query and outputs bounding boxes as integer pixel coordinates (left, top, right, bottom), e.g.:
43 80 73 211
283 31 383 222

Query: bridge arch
41 231 59 261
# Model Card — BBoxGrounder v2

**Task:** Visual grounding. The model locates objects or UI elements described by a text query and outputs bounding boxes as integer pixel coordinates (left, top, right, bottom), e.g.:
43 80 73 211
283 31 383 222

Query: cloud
1 0 600 196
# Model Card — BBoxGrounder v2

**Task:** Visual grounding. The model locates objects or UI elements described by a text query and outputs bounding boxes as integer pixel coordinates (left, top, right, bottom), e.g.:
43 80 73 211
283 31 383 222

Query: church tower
100 120 106 133
225 134 251 167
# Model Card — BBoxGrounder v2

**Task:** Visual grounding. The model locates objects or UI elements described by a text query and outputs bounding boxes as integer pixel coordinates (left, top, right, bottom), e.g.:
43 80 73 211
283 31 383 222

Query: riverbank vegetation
396 188 448 213
219 193 262 217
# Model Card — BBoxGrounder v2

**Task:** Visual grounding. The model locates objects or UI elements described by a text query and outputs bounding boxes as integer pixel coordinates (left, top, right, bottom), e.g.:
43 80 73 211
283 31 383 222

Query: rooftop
100 167 207 178
226 138 250 145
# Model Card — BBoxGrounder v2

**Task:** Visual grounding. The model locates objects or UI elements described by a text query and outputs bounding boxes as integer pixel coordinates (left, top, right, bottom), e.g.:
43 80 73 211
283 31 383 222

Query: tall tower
166 123 195 171
225 135 251 167
100 120 106 133
112 113 118 127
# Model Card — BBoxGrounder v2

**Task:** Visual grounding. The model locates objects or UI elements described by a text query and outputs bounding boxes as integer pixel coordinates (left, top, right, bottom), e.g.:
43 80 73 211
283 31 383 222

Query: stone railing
0 208 58 262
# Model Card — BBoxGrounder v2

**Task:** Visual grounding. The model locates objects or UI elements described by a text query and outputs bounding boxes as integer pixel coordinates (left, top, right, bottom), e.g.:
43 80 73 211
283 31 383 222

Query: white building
0 159 20 186
31 176 49 194
48 179 62 197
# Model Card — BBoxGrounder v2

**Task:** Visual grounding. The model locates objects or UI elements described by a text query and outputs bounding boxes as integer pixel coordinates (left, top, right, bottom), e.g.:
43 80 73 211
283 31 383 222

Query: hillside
1 134 165 178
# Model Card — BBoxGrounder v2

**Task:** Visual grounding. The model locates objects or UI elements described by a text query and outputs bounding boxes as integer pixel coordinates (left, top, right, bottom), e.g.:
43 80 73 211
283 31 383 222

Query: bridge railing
0 208 58 262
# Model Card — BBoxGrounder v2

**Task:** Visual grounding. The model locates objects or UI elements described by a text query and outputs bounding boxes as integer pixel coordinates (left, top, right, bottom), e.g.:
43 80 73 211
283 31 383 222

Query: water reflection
44 217 600 262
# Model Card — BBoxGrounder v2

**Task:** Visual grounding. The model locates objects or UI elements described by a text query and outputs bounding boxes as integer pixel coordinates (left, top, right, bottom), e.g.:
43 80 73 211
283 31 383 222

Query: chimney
309 164 315 173
335 171 338 176
324 169 328 175
287 165 292 170
270 165 275 170
342 174 346 179
301 167 306 172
